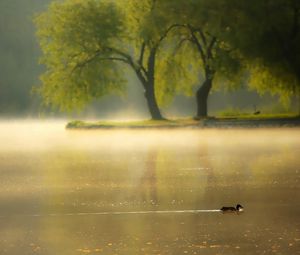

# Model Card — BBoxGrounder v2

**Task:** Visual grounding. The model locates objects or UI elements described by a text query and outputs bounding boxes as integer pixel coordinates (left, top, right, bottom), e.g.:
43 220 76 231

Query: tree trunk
298 91 300 116
144 82 164 120
195 78 213 118
144 47 164 120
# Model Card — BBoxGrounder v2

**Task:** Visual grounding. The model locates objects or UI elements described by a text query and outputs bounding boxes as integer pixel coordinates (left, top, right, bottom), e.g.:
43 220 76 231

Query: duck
220 204 244 213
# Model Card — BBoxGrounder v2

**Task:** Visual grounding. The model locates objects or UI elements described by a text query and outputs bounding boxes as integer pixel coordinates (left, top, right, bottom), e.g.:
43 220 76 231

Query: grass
217 112 299 120
216 106 299 119
66 114 300 129
66 119 200 129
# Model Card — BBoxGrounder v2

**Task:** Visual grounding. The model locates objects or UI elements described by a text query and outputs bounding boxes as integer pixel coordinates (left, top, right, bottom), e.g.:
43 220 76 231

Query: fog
1 120 299 152
0 121 299 254
1 2 299 254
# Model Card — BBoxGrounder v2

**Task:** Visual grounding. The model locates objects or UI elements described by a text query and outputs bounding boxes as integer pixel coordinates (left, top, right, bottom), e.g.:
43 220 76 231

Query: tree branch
71 49 130 74
188 24 207 66
71 51 101 73
207 36 217 59
155 24 187 49
173 36 190 55
138 42 146 65
106 46 149 84
98 57 129 63
138 42 148 77
72 45 150 87
105 47 133 62
135 69 148 89
193 28 207 47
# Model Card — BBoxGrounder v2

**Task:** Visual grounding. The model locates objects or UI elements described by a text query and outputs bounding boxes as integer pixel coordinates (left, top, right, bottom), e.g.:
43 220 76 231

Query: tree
35 0 179 120
160 0 243 118
223 0 300 107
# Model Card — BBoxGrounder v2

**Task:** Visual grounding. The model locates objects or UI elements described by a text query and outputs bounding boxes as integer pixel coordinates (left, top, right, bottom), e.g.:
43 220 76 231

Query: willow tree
222 0 300 109
160 0 243 118
35 0 179 120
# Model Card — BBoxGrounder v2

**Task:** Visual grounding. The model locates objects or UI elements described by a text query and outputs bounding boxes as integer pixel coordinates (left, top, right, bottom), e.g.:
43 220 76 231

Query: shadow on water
0 121 299 254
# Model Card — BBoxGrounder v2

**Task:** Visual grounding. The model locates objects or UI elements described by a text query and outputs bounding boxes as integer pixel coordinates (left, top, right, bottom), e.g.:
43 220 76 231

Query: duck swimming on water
220 204 244 213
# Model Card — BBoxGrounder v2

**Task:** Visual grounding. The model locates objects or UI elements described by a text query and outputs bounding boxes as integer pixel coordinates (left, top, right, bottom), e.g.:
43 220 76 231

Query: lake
0 120 299 254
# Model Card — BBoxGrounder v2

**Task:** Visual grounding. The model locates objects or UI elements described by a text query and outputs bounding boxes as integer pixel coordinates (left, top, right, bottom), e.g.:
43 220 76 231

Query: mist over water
0 120 299 254
1 120 300 151
1 0 299 254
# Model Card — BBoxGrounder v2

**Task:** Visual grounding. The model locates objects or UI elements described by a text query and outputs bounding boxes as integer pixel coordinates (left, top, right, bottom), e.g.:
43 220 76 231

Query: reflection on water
0 121 299 254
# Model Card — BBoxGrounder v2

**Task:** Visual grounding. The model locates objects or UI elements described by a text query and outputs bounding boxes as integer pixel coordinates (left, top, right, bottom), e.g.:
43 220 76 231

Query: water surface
0 121 299 254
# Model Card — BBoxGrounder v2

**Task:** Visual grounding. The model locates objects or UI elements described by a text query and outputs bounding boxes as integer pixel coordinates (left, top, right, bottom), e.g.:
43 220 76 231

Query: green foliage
35 0 299 116
159 0 245 91
35 0 197 113
121 0 198 107
35 0 127 111
248 61 298 107
222 0 300 103
155 41 199 106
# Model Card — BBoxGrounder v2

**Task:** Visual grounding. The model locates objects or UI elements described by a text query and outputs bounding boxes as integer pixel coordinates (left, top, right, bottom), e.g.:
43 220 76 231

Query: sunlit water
0 120 299 255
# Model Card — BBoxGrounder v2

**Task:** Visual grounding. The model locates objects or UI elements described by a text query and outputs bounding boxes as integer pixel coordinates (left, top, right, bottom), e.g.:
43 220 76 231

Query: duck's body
220 204 244 213
221 206 237 212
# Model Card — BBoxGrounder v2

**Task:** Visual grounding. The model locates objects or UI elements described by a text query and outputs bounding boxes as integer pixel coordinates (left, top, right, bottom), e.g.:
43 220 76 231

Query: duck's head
236 204 244 212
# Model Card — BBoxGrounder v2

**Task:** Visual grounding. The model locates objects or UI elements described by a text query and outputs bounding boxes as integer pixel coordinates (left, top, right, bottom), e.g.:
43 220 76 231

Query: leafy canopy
159 0 245 92
35 0 128 111
35 0 200 112
116 0 199 106
221 0 300 104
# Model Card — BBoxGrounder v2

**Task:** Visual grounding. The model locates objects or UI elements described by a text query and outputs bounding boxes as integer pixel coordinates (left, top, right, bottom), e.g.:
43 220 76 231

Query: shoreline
66 117 300 129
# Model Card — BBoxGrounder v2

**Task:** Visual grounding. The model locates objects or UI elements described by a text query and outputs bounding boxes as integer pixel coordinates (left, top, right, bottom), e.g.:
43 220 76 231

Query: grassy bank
66 114 300 129
66 119 201 129
216 112 299 120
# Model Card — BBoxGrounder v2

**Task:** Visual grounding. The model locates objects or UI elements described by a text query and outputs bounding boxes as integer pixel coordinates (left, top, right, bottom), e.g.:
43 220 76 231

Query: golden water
0 121 299 254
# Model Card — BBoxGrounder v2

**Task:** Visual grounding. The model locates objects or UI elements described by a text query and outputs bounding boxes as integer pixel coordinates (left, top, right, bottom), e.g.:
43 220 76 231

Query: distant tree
160 0 244 118
223 0 300 107
35 0 182 120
